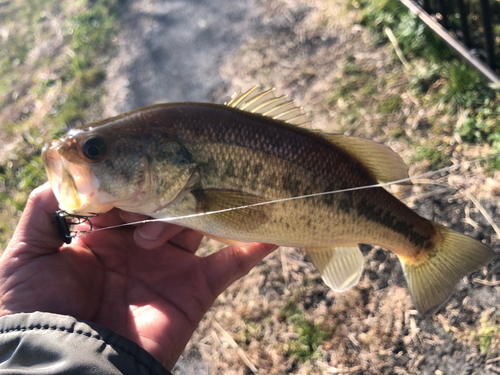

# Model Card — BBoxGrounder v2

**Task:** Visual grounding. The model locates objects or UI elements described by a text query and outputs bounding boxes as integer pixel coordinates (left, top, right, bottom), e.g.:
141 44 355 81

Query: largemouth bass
42 87 495 315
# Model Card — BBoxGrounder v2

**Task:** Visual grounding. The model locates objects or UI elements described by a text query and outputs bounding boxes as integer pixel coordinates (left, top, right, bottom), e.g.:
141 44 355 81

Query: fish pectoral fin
303 245 364 292
192 189 272 231
399 223 495 316
325 134 411 185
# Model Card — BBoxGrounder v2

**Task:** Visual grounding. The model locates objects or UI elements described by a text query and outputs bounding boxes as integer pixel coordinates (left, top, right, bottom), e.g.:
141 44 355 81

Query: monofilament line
84 153 498 236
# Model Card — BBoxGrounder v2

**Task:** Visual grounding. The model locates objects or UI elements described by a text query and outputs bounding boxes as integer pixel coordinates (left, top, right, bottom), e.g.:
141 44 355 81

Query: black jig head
53 210 98 244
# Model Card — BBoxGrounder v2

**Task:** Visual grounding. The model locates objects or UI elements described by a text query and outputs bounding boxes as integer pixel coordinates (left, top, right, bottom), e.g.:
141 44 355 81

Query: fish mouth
42 142 83 213
42 142 64 204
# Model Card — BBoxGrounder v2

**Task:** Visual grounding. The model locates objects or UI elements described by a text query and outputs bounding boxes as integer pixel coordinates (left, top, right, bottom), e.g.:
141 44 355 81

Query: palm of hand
0 184 277 369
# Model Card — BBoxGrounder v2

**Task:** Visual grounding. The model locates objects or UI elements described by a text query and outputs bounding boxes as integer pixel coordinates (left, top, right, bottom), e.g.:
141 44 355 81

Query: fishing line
62 152 499 239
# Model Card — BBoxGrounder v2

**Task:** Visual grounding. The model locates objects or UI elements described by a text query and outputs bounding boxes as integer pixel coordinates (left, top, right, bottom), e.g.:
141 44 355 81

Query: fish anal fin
304 245 364 292
192 189 271 231
399 223 496 315
325 134 411 185
226 86 311 128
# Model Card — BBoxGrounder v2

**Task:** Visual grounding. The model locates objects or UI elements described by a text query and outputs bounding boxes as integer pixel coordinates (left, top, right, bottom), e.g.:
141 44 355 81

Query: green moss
280 299 334 362
411 145 450 170
379 95 402 114
286 318 333 362
469 316 500 354
326 81 358 104
325 57 380 129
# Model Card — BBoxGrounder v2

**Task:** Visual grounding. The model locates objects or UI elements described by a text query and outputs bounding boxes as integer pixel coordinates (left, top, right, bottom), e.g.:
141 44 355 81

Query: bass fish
42 86 495 315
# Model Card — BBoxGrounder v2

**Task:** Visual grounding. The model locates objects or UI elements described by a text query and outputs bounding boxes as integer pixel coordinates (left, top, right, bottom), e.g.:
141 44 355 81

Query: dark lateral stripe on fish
355 196 435 250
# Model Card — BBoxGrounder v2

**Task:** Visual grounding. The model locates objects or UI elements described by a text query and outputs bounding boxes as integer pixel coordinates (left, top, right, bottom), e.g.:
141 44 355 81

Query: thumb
4 182 64 258
203 243 278 297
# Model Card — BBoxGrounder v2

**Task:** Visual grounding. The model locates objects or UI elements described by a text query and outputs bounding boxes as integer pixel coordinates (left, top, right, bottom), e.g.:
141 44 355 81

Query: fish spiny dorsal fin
226 86 311 127
325 134 411 185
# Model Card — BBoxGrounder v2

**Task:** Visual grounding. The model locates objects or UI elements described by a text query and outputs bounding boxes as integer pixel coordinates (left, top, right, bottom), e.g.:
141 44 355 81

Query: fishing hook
53 210 98 244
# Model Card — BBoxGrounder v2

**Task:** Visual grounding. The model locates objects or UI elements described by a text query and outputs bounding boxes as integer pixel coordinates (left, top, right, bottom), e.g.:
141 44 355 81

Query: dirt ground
102 0 500 373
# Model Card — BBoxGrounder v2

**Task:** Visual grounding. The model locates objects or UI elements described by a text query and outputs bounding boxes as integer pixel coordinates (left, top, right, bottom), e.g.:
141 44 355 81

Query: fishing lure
53 210 97 244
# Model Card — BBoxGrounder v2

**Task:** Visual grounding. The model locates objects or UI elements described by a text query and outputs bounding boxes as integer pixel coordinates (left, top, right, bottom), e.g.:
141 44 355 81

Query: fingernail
137 222 166 240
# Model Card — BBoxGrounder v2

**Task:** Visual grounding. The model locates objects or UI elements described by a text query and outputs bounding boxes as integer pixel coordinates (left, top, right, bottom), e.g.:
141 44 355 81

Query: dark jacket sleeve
0 312 172 375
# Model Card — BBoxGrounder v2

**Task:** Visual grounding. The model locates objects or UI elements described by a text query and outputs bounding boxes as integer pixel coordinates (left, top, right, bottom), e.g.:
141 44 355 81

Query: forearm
0 312 171 375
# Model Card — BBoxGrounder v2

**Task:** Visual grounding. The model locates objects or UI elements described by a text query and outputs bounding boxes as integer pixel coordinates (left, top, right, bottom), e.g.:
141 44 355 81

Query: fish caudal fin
400 224 496 315
304 246 364 292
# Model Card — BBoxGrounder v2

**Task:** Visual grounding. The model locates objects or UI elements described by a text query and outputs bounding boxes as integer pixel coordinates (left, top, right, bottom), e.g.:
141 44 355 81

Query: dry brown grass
174 0 500 373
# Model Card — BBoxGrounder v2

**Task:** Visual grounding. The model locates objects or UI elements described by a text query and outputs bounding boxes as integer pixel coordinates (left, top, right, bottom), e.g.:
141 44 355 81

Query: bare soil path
103 0 264 116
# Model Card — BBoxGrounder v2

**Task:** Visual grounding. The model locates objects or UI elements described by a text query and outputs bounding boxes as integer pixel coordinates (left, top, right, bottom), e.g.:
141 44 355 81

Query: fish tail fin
399 223 495 315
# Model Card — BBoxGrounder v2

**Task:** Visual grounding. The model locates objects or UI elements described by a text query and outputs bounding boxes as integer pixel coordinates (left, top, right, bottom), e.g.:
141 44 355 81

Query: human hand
0 183 278 370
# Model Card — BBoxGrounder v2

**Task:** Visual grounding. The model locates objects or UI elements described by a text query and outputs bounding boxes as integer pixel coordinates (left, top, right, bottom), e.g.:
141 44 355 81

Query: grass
378 95 402 114
280 300 335 362
0 0 121 249
326 0 500 170
468 313 500 354
410 145 450 170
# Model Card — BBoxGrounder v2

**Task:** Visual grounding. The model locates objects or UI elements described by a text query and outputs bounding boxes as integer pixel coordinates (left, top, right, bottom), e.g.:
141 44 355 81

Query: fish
42 86 496 315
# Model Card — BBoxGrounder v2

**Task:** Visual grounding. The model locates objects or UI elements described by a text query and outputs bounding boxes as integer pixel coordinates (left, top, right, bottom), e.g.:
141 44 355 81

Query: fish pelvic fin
325 134 411 185
304 245 364 292
399 223 496 315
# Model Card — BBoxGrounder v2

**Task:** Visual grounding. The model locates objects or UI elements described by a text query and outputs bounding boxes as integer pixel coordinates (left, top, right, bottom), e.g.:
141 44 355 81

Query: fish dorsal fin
304 245 364 292
226 86 310 127
325 134 411 185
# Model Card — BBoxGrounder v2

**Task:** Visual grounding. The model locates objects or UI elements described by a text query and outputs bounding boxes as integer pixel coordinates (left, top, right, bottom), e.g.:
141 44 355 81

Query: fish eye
82 136 107 161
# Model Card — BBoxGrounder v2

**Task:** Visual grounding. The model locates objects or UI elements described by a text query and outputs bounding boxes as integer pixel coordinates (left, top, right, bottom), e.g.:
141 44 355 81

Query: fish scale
43 87 495 315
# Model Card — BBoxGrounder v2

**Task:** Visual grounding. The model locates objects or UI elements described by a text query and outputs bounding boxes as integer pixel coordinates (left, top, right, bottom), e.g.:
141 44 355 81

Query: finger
80 224 136 253
169 229 204 253
88 208 126 228
203 243 278 297
84 210 150 244
120 211 151 225
4 183 64 257
134 222 185 250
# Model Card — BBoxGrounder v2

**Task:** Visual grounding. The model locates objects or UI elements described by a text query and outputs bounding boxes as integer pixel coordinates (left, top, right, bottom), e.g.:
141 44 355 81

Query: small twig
464 204 481 231
473 278 500 286
411 178 451 187
213 321 259 374
384 27 412 71
465 191 500 238
487 356 500 364
485 364 500 374
406 187 455 203
280 248 290 287
405 90 421 106
326 366 363 374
